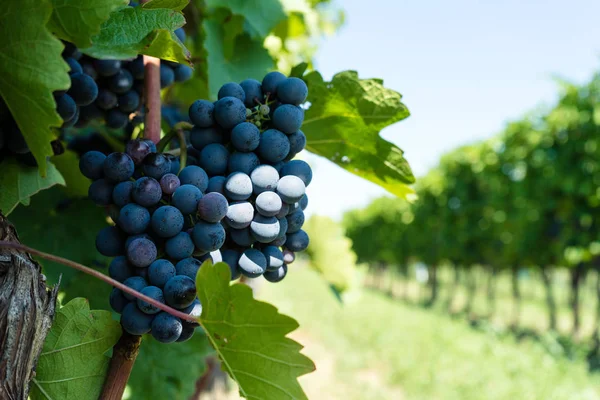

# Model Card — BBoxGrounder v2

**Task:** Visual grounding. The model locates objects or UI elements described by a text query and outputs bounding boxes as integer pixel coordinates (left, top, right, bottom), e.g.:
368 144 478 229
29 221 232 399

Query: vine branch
143 55 161 144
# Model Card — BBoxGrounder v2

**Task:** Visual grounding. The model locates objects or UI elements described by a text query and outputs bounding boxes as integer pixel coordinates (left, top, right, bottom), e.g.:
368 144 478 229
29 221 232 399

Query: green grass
258 264 600 400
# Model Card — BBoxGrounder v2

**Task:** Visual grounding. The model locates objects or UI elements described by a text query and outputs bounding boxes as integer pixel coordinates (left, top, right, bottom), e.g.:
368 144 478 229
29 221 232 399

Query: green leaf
0 158 65 216
82 7 191 65
51 150 90 197
289 62 308 78
47 0 128 48
0 0 70 174
197 262 315 399
303 70 416 198
9 187 110 286
128 333 214 399
29 298 121 400
206 0 286 39
142 0 189 11
204 20 275 98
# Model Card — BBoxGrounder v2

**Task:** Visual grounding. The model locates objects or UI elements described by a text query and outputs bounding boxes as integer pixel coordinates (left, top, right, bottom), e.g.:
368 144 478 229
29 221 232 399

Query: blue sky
304 0 600 219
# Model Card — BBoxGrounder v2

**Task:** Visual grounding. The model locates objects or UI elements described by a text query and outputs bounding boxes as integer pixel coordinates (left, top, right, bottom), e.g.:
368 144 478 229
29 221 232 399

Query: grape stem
0 241 196 323
156 122 191 172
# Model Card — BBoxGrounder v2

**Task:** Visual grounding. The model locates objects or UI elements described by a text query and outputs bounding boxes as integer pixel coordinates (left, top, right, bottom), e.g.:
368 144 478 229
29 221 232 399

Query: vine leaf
29 298 122 400
0 0 70 175
0 159 65 216
82 6 191 65
196 262 315 400
204 20 274 98
303 70 416 198
47 0 128 48
128 333 214 399
206 0 286 39
51 150 90 197
142 0 189 11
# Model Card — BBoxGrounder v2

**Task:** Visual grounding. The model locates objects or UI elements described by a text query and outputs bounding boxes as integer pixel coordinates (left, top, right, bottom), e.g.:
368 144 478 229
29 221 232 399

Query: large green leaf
142 0 189 11
128 333 213 399
204 20 274 98
206 0 286 39
82 7 191 64
197 262 314 399
47 0 128 48
9 187 110 286
29 298 121 400
0 158 65 215
51 150 90 197
303 70 415 198
0 0 70 174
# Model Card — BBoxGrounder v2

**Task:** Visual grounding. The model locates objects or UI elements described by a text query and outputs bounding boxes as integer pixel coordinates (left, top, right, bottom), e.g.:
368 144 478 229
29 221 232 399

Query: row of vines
344 72 600 339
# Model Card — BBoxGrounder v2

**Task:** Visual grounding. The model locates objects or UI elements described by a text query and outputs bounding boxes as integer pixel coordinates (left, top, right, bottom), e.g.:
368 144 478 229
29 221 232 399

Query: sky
304 0 600 220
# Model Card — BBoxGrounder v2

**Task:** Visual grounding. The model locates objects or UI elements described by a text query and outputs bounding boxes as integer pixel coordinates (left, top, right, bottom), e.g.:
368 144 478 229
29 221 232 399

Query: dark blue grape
121 303 153 335
192 221 226 252
151 205 184 238
164 275 196 308
109 288 129 313
135 266 149 279
214 96 246 129
112 181 134 207
287 201 301 215
199 250 222 264
122 276 148 300
182 299 202 321
283 250 295 264
199 143 229 176
250 215 280 243
63 107 80 128
62 42 80 59
106 109 129 129
262 246 284 271
109 69 134 94
160 64 175 88
148 259 176 288
175 27 186 42
225 201 254 229
55 93 77 122
272 104 304 134
68 73 99 106
95 89 119 110
197 192 228 223
94 59 121 76
281 159 312 186
286 230 309 252
262 71 286 95
172 184 202 214
188 99 215 128
160 173 180 195
137 286 164 314
288 130 306 154
65 57 83 74
167 154 180 174
79 150 106 180
132 177 162 207
89 179 114 206
240 79 263 108
299 194 308 210
178 165 209 192
286 209 304 233
255 191 282 217
151 312 182 343
175 257 202 280
125 233 152 249
222 249 241 280
165 231 194 260
269 233 287 247
126 237 157 267
177 323 196 342
174 65 193 82
142 153 171 179
118 90 140 113
231 122 260 152
224 172 252 201
264 264 287 283
276 77 308 105
81 61 97 79
207 176 226 194
275 202 290 219
77 103 103 125
257 129 290 163
250 165 279 194
277 175 305 203
109 256 134 282
218 82 245 102
277 216 288 236
144 139 157 153
190 126 223 150
230 227 255 247
228 151 260 175
118 203 150 234
238 249 267 278
104 152 134 182
127 56 145 79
